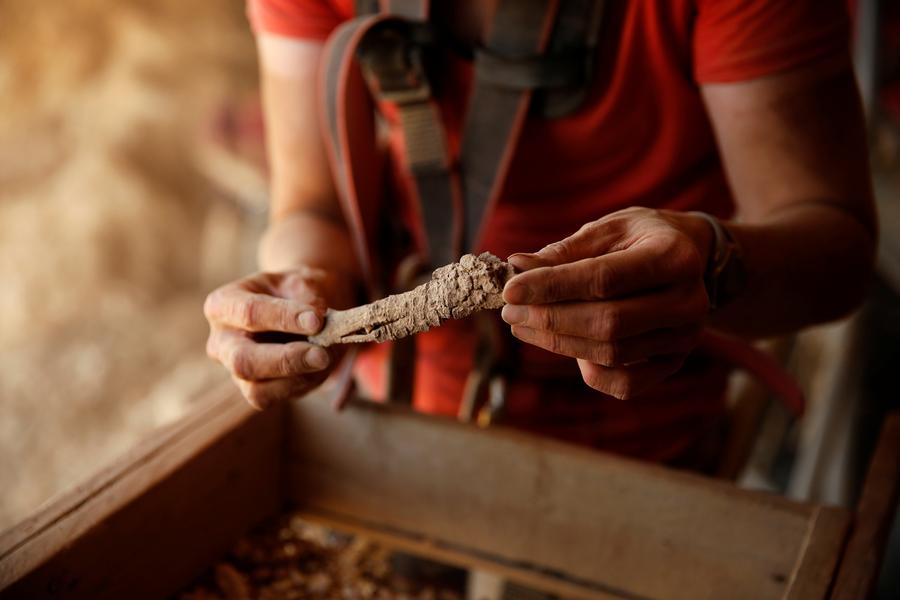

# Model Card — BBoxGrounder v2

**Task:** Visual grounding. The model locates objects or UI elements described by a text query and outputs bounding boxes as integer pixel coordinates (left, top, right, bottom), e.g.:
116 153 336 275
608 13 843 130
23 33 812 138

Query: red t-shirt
247 0 850 462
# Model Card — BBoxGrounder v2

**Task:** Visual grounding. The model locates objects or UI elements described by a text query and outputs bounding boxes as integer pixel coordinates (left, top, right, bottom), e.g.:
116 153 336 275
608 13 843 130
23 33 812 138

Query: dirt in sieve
179 516 465 600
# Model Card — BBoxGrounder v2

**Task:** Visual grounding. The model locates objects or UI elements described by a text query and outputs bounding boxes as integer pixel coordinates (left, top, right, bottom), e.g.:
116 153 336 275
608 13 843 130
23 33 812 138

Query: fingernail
503 280 533 304
299 311 320 332
307 346 330 369
501 304 527 325
507 253 542 272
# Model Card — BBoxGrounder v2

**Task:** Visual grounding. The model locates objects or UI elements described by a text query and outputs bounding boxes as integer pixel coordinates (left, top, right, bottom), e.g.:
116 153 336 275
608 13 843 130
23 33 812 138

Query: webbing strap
459 0 561 252
321 15 392 298
357 19 460 268
537 0 606 117
382 0 428 20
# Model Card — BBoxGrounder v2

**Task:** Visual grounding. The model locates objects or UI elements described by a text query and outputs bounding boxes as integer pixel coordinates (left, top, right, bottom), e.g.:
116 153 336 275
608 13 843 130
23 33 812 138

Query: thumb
507 234 598 272
509 219 626 270
506 252 548 272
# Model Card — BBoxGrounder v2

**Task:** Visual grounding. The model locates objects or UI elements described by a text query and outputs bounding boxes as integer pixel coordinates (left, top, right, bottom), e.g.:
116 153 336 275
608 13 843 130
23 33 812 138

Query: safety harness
319 0 807 422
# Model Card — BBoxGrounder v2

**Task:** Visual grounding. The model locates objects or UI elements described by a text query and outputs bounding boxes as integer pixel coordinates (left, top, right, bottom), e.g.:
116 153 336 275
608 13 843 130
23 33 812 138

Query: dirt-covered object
179 516 464 600
309 253 514 347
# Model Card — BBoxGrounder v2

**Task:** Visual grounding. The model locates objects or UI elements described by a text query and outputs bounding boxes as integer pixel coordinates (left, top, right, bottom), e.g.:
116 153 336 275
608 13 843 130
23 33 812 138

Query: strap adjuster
358 24 433 105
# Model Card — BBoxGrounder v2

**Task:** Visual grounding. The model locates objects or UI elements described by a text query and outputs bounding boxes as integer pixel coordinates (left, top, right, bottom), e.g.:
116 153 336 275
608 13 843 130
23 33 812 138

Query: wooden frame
1 383 897 600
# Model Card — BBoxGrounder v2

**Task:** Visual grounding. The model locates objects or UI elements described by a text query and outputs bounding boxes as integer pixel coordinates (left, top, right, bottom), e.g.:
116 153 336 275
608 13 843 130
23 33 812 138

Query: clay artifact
309 253 514 347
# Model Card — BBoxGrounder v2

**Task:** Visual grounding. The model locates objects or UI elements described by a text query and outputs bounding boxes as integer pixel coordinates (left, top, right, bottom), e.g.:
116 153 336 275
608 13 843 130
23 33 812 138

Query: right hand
203 266 342 409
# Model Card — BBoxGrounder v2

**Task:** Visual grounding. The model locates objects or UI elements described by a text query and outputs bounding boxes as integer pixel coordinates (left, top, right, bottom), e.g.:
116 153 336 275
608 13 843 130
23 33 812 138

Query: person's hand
203 266 346 409
501 207 714 400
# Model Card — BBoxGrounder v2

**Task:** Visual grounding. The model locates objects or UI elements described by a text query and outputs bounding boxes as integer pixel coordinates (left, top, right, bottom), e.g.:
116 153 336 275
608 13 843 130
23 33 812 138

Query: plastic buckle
359 26 432 106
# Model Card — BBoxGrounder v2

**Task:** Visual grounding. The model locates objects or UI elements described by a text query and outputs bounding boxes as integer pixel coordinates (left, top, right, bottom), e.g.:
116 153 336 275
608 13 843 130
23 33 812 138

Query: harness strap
381 0 429 20
357 20 461 268
537 0 606 117
321 15 391 298
459 0 562 252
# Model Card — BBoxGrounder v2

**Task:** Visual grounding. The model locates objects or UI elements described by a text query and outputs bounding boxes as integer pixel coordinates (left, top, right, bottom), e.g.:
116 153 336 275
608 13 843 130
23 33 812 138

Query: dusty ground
0 0 261 529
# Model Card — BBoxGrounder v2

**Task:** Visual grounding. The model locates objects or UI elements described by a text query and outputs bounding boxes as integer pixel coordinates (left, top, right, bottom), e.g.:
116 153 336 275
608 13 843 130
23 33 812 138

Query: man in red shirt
203 0 876 464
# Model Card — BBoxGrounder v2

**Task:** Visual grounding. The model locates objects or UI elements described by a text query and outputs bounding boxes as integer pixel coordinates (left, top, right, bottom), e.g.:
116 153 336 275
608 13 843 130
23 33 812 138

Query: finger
502 285 709 339
577 355 686 400
510 325 701 366
504 234 702 304
278 268 331 307
209 329 330 381
204 285 323 334
234 376 320 410
507 213 642 271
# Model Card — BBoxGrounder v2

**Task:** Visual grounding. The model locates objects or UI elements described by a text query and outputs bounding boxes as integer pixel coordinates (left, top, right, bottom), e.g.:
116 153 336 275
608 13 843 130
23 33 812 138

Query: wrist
677 211 716 269
686 211 746 310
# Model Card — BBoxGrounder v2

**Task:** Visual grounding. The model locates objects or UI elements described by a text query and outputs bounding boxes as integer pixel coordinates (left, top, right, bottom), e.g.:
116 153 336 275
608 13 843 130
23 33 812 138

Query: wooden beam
286 393 851 600
0 383 284 600
831 412 900 600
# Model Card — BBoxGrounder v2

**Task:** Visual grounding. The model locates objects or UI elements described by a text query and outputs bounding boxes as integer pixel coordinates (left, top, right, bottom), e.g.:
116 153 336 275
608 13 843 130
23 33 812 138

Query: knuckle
664 234 704 277
595 308 621 339
203 289 225 320
542 240 572 262
536 308 557 331
594 341 620 367
278 353 295 377
545 333 566 356
590 263 615 298
230 347 255 381
244 384 268 408
279 349 305 376
238 298 258 328
205 335 218 360
202 293 215 320
578 220 603 237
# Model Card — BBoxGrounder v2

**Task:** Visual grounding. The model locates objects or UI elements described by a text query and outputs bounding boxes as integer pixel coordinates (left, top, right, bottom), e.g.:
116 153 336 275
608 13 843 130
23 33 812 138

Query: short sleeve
693 0 851 83
246 0 351 41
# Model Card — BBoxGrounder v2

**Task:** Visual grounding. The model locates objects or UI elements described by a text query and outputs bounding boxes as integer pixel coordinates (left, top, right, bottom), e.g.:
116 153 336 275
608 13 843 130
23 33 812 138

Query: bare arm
702 61 877 336
256 34 361 299
204 34 362 409
502 59 877 398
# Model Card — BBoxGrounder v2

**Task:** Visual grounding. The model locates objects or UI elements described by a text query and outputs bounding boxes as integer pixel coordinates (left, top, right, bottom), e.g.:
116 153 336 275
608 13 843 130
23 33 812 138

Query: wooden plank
784 507 851 600
831 413 900 600
299 508 625 600
0 384 284 599
287 394 851 600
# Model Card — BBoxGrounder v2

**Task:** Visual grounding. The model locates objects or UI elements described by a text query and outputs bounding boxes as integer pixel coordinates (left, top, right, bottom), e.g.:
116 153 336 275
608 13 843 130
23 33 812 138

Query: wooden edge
0 381 236 556
288 392 840 599
785 506 853 600
298 508 639 600
321 394 821 516
830 412 900 600
0 383 283 598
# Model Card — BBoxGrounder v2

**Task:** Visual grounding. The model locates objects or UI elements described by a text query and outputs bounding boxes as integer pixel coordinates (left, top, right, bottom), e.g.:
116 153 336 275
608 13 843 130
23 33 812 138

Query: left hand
501 207 714 400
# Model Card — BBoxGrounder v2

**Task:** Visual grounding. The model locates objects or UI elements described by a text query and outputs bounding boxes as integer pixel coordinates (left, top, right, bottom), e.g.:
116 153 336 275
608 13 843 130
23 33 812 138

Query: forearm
710 202 876 338
258 209 362 308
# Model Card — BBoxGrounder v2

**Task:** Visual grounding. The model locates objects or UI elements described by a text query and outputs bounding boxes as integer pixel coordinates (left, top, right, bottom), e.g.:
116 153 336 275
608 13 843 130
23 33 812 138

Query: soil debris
309 253 514 347
179 515 464 600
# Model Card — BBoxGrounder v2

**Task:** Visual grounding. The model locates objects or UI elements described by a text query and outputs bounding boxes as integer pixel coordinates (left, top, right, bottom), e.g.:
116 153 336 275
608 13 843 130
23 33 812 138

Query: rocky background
0 0 262 529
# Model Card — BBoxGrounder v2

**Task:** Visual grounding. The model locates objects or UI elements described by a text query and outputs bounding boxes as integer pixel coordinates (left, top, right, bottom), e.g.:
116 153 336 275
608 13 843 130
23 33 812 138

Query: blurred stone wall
0 0 260 528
